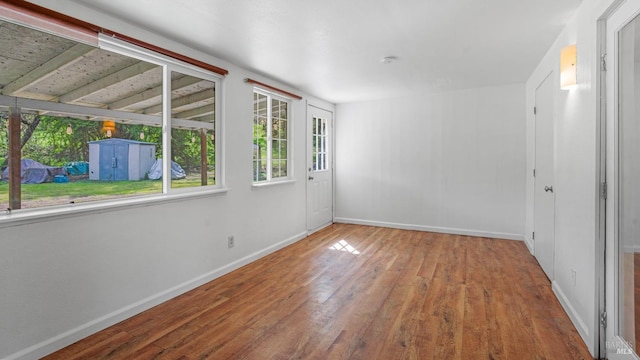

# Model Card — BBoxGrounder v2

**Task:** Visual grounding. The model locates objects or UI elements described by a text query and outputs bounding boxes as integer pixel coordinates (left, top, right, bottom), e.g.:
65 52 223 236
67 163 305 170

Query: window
0 19 222 212
170 71 216 189
312 116 328 171
253 90 289 182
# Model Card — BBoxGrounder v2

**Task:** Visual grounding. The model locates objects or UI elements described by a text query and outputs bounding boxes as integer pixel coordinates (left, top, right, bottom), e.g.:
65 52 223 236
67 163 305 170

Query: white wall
525 0 620 356
0 3 333 359
335 84 526 240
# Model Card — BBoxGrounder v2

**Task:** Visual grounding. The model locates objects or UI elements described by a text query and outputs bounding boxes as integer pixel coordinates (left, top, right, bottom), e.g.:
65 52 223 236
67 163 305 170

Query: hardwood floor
43 224 592 359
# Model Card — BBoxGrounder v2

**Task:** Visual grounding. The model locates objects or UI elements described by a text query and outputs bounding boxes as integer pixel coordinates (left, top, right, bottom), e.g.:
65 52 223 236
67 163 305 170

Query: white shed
88 139 156 181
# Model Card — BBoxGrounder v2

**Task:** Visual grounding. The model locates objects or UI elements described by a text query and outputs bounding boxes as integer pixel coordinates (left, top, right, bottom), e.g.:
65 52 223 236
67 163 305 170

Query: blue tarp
64 161 89 175
1 159 67 184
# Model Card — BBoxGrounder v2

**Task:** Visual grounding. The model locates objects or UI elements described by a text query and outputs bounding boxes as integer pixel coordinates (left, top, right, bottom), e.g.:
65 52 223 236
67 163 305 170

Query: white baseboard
334 217 524 241
524 234 534 254
552 281 591 350
7 231 307 360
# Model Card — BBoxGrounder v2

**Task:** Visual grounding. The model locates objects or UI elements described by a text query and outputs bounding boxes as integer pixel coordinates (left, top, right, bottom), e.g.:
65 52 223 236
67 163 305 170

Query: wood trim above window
0 0 229 76
100 30 228 76
245 78 303 100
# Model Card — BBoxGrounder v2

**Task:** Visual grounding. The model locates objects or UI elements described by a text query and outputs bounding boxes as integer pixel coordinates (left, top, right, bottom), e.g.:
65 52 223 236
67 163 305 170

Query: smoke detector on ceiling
381 56 398 64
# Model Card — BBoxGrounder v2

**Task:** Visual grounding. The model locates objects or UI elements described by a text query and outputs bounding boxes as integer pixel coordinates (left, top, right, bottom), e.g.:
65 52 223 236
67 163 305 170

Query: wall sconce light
560 44 577 90
102 120 116 137
66 124 72 135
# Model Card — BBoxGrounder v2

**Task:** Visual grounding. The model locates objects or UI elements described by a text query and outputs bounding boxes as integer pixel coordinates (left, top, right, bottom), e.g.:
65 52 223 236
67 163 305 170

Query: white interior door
605 0 640 357
534 72 556 281
307 105 333 232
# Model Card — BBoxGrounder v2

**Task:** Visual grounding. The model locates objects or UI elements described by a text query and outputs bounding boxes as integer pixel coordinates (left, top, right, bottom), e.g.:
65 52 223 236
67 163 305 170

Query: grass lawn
0 176 211 209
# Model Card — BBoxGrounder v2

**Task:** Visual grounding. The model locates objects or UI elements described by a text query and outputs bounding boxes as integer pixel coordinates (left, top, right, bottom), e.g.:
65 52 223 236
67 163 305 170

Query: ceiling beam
0 93 160 126
58 61 158 103
0 94 214 130
143 88 214 115
1 43 95 96
107 75 201 110
172 117 214 130
175 104 215 120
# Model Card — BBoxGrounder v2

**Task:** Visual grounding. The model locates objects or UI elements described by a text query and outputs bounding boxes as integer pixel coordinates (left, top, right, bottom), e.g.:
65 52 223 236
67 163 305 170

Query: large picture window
0 19 222 212
253 90 289 183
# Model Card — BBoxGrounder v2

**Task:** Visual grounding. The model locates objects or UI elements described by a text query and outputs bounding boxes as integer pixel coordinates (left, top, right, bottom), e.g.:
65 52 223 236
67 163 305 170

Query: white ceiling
61 0 581 104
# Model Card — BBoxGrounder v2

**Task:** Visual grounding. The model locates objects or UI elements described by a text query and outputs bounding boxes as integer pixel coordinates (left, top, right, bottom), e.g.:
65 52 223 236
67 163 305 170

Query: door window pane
313 116 328 171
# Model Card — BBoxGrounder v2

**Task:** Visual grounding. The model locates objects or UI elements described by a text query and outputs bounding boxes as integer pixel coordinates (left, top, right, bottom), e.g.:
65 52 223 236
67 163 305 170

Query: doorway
534 72 556 281
603 0 640 357
306 105 334 233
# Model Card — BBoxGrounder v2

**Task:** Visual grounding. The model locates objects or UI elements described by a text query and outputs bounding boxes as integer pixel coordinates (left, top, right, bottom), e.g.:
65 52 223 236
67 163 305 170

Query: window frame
0 28 226 225
252 88 292 185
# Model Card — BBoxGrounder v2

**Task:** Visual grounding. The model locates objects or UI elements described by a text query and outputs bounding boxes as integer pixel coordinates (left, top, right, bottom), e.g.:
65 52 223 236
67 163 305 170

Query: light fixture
139 131 145 140
381 56 397 64
560 44 577 90
66 124 72 135
102 120 116 137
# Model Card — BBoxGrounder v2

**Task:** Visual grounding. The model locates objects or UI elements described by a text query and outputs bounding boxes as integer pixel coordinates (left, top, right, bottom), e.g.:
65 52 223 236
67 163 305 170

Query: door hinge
600 311 607 328
532 232 535 240
600 53 607 71
533 106 537 115
533 169 536 177
601 181 607 200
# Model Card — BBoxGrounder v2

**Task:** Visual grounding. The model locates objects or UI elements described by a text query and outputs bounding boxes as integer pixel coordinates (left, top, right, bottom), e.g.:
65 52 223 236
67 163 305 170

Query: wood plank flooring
43 224 592 359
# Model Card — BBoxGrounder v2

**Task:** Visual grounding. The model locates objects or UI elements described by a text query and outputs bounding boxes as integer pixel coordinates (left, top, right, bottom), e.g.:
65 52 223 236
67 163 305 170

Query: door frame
306 101 335 234
599 0 640 357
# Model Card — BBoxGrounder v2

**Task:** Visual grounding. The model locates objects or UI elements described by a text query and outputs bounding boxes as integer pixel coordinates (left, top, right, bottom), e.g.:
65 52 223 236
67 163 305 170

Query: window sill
0 187 229 228
251 179 296 189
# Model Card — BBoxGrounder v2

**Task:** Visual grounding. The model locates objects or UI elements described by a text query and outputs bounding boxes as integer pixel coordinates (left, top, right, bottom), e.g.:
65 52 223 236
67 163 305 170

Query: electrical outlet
227 235 235 248
570 268 576 286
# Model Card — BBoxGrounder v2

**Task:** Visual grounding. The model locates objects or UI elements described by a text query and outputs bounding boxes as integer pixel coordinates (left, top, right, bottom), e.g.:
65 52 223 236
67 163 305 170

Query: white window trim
251 179 296 188
101 35 225 195
252 88 292 184
0 33 227 223
0 187 229 229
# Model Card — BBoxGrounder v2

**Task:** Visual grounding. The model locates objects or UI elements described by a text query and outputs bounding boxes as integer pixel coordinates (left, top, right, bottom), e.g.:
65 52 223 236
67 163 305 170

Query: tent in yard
147 159 186 180
1 159 67 184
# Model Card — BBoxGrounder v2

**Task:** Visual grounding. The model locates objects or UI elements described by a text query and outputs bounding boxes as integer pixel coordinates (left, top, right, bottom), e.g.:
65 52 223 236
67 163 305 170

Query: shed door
100 143 128 181
114 144 128 181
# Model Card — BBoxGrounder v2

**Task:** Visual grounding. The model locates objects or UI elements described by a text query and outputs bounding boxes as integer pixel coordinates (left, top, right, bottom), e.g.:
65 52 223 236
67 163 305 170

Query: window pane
280 140 287 160
170 72 216 189
0 20 165 210
253 92 268 182
272 160 281 178
252 91 289 182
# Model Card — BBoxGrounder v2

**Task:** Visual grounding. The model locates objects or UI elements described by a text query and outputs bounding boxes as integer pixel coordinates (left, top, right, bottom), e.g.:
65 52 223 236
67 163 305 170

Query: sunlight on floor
329 239 360 255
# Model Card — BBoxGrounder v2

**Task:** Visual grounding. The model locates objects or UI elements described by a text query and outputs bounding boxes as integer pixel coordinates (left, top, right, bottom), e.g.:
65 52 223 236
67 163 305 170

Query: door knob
544 186 553 193
308 176 314 180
